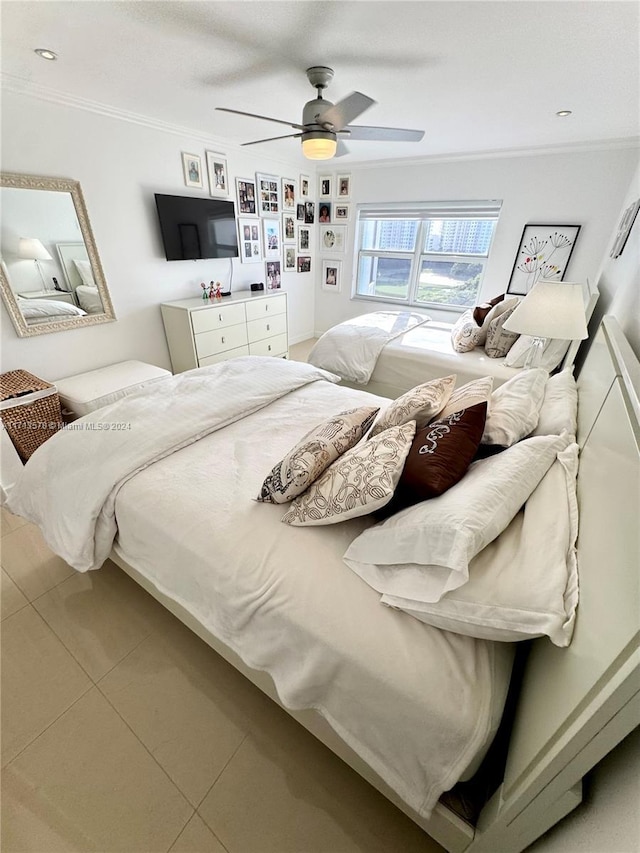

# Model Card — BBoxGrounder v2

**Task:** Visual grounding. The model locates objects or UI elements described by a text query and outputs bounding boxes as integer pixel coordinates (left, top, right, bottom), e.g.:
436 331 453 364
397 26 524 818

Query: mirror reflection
0 174 115 337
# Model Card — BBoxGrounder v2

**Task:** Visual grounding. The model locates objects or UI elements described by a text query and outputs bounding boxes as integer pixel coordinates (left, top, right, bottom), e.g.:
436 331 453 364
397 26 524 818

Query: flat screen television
155 194 239 261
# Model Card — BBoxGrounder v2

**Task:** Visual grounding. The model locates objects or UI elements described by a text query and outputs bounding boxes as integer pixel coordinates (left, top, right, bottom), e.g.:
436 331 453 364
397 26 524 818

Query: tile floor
1 343 446 853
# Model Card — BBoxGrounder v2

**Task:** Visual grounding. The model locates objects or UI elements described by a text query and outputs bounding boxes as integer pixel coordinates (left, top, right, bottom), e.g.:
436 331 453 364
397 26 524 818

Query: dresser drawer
191 303 246 335
247 313 287 344
245 295 287 322
199 345 250 367
248 333 288 358
195 323 248 358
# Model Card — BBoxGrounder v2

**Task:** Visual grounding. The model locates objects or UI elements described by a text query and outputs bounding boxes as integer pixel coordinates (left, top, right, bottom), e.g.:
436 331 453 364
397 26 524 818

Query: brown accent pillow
389 403 487 511
473 293 505 326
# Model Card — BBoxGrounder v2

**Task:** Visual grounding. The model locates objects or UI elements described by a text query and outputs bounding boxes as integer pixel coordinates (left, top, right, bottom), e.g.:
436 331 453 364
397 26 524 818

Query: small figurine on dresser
200 282 208 300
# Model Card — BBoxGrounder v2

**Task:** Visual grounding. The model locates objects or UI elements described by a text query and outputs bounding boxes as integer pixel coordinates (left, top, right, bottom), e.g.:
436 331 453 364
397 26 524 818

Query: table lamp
18 238 53 291
503 281 588 369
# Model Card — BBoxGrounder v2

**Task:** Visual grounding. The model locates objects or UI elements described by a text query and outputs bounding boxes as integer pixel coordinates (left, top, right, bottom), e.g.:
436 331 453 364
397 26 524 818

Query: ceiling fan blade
343 125 425 142
335 139 350 157
316 92 376 132
241 133 303 147
216 107 307 132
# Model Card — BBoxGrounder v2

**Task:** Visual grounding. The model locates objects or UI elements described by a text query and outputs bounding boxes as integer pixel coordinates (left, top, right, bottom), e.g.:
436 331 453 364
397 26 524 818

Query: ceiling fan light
302 134 337 160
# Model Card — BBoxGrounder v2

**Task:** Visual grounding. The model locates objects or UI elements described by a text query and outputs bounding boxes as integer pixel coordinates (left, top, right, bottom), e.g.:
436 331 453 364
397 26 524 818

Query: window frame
353 202 501 311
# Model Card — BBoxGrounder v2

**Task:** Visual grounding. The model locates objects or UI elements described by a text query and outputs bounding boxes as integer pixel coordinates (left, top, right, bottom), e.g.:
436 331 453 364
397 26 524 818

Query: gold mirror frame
0 172 116 337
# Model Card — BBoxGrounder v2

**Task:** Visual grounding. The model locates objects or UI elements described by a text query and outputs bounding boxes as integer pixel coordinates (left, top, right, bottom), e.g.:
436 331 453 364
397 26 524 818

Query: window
355 201 501 309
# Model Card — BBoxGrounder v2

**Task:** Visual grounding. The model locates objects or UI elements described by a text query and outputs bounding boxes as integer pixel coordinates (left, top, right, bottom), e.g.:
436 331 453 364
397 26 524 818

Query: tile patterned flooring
0 343 446 852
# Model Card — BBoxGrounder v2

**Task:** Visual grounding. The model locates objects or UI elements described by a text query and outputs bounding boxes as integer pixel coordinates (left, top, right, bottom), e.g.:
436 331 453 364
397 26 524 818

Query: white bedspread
7 357 338 571
308 311 430 384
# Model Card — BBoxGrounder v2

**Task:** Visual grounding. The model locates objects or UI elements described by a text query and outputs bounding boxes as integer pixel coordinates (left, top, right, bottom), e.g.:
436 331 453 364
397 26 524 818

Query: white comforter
7 357 338 571
308 311 431 383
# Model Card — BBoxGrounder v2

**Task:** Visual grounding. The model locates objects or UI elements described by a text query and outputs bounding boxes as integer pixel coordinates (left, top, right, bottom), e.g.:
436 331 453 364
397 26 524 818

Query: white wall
0 90 315 380
313 147 638 335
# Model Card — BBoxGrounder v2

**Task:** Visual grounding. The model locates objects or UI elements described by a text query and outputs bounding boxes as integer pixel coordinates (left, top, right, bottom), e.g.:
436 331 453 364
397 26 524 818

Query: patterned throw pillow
369 374 456 437
257 406 379 504
281 421 416 526
451 298 515 354
472 293 505 326
484 299 520 358
435 376 494 421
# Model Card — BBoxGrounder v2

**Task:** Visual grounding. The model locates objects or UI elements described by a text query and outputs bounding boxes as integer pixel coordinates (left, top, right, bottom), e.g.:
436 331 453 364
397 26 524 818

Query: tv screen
155 194 239 261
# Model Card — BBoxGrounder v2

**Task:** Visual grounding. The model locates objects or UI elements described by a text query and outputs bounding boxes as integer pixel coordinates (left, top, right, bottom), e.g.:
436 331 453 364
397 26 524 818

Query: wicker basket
0 370 63 462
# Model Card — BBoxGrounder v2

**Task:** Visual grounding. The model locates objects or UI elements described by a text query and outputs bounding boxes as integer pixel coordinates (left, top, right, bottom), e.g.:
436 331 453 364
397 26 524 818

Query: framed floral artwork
336 174 351 199
322 259 342 292
237 217 262 264
507 224 581 295
282 178 296 210
320 225 346 253
236 178 257 216
262 218 281 260
206 151 229 197
256 172 280 216
182 152 203 189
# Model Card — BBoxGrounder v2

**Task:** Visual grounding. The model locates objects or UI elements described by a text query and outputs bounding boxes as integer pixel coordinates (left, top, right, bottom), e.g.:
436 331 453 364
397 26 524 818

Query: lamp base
524 336 547 369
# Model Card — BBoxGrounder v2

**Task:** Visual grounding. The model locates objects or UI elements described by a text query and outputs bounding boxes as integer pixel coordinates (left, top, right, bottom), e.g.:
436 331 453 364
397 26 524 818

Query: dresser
161 292 288 373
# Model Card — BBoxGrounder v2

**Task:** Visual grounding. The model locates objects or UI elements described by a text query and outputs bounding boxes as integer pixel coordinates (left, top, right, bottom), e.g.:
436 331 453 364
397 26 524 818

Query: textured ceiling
2 0 639 163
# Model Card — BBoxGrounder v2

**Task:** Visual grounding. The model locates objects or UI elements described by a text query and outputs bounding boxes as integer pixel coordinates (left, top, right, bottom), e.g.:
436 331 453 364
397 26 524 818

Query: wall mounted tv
155 194 239 261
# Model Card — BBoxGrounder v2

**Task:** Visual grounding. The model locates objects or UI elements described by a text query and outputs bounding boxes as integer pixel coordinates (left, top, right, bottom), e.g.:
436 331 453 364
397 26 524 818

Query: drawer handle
219 314 222 321
221 336 225 344
268 344 271 351
265 305 269 311
267 324 270 331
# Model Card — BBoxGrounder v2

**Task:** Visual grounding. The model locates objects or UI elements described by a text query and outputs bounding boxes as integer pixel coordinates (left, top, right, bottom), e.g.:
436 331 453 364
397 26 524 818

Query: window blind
357 200 502 221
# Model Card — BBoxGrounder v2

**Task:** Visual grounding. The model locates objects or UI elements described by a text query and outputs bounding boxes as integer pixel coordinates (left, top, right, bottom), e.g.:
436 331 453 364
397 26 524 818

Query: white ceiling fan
216 66 425 160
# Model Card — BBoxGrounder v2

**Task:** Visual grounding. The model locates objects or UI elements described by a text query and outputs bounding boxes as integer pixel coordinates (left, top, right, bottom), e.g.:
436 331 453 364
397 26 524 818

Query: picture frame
182 152 203 189
256 172 280 216
282 213 296 244
334 203 350 221
610 198 639 259
265 260 282 291
297 226 311 253
262 218 281 260
322 259 342 293
237 217 262 264
281 178 296 211
297 255 311 273
236 177 257 216
304 201 315 224
507 224 581 295
318 201 332 224
296 203 305 222
319 175 332 198
320 225 346 253
284 246 296 271
336 174 351 199
205 151 229 197
300 174 310 198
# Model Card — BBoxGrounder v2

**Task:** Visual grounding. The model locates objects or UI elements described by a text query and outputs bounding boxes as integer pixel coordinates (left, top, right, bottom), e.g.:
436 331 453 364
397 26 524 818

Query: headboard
56 241 90 291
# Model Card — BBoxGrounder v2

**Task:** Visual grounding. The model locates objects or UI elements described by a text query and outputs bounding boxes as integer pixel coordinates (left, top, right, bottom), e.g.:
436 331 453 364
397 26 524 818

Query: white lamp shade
18 238 52 261
503 281 588 340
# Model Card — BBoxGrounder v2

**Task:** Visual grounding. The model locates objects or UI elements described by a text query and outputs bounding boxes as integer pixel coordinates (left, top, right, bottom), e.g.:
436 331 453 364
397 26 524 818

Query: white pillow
482 368 548 446
437 375 493 421
73 259 96 287
370 374 456 436
532 369 578 437
281 421 415 526
343 432 572 604
505 336 570 372
381 444 579 646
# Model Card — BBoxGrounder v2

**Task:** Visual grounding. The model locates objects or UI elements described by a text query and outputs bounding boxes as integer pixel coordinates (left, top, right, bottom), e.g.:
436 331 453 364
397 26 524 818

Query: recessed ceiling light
556 110 572 117
34 49 57 61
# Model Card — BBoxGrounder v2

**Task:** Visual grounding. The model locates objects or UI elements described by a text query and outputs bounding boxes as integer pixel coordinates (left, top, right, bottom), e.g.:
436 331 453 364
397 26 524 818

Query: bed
16 295 87 325
3 315 638 853
310 281 599 398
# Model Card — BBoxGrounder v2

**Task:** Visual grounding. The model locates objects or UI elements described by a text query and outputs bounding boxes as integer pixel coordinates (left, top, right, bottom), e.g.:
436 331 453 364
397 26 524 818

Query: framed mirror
0 172 116 337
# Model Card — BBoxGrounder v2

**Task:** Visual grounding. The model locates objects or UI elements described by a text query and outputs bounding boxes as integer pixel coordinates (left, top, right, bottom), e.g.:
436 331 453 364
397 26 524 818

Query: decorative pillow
473 293 505 326
482 368 548 446
342 432 572 604
436 375 493 421
281 421 415 526
257 406 379 504
392 403 487 507
505 336 571 372
380 443 579 647
484 301 520 358
532 369 578 437
73 259 96 287
370 374 456 437
450 310 483 353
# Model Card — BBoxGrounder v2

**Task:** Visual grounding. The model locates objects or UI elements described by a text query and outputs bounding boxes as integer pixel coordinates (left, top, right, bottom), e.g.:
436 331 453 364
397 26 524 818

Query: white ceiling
2 0 639 164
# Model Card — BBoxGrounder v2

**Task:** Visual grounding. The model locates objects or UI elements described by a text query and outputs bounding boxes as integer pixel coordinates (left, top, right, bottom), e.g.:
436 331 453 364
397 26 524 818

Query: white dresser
161 292 288 373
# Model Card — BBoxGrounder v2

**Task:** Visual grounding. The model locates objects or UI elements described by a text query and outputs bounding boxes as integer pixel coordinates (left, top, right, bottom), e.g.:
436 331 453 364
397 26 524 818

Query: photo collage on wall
317 172 351 293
